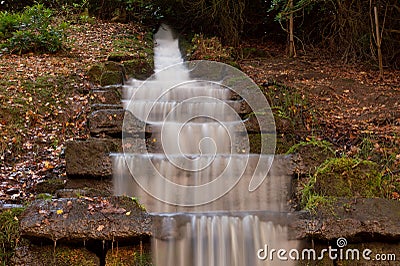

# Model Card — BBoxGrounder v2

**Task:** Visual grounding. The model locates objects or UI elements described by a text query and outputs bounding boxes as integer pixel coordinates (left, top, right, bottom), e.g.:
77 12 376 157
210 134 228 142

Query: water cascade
112 24 300 265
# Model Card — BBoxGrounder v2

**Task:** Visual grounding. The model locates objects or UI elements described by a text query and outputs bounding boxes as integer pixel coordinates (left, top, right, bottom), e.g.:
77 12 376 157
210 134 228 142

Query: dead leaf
97 225 105 231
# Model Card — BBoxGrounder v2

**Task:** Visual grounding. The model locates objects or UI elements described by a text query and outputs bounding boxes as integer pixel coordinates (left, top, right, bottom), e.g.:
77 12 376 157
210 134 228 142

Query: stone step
293 198 400 242
65 134 273 181
66 139 121 179
90 85 123 105
65 138 146 179
122 99 251 122
19 196 152 243
123 81 241 101
87 109 273 138
87 109 145 138
91 103 123 111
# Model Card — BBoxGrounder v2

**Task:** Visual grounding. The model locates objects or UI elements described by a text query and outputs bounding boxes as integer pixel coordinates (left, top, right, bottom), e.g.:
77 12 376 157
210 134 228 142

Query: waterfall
112 23 299 265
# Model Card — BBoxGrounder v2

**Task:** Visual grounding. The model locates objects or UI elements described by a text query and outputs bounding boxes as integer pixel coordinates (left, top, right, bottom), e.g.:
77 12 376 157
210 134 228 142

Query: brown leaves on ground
0 22 146 204
240 45 400 150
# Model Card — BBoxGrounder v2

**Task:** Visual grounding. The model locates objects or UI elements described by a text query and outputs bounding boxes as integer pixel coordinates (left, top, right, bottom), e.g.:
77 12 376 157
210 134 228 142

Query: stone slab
19 196 152 243
292 198 400 242
88 109 145 138
65 139 121 179
90 85 123 105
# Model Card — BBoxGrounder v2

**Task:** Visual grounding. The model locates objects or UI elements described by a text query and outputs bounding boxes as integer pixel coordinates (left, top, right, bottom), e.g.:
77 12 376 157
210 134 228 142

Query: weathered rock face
292 198 400 242
66 139 121 179
88 109 145 137
19 196 152 243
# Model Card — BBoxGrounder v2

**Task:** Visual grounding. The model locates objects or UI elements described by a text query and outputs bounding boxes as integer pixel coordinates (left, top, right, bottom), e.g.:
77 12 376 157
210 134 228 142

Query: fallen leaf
97 225 105 231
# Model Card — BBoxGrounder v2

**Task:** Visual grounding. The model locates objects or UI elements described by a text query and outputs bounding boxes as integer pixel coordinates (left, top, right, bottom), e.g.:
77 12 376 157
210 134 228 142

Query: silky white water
112 24 299 265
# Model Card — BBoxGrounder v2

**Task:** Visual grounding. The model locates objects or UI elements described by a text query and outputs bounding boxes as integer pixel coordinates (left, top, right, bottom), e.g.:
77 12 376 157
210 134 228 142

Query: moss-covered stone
100 71 123 86
103 61 124 72
86 64 103 84
312 158 383 198
107 51 135 62
123 59 153 80
34 178 66 194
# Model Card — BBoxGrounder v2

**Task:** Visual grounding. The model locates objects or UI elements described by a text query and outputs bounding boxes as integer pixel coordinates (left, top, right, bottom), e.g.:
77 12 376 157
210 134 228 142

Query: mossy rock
100 71 123 86
107 51 136 62
103 61 125 72
123 59 153 80
312 158 383 198
86 64 103 84
55 188 111 198
34 178 66 194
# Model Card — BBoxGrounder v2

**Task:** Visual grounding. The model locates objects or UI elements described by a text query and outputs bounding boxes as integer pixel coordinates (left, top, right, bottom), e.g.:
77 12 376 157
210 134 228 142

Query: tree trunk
374 6 384 79
288 0 295 57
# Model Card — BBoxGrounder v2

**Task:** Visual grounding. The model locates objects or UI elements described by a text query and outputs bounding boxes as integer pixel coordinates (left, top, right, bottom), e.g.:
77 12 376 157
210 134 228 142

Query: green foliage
0 4 68 54
0 208 25 265
286 138 335 155
131 197 146 211
87 0 162 25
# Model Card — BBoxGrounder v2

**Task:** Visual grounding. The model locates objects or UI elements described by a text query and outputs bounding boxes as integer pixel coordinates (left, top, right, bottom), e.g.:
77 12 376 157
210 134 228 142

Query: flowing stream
112 24 300 265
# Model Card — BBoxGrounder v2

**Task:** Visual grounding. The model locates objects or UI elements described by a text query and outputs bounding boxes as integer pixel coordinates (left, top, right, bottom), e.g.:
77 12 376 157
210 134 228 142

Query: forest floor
0 21 399 204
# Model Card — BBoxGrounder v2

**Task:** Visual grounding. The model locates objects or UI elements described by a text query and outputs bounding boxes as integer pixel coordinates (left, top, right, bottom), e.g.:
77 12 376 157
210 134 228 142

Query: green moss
103 61 123 72
300 157 387 213
130 197 147 212
100 71 123 86
123 59 154 80
0 208 25 265
107 52 135 62
35 193 53 200
313 158 383 198
34 178 66 194
86 64 104 83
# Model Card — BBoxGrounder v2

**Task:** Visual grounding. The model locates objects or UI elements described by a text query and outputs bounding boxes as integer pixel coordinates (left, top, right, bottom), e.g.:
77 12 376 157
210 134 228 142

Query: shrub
0 4 67 54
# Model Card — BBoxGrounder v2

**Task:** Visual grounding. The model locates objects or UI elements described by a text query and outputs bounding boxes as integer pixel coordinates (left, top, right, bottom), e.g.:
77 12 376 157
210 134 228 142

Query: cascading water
112 24 300 265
